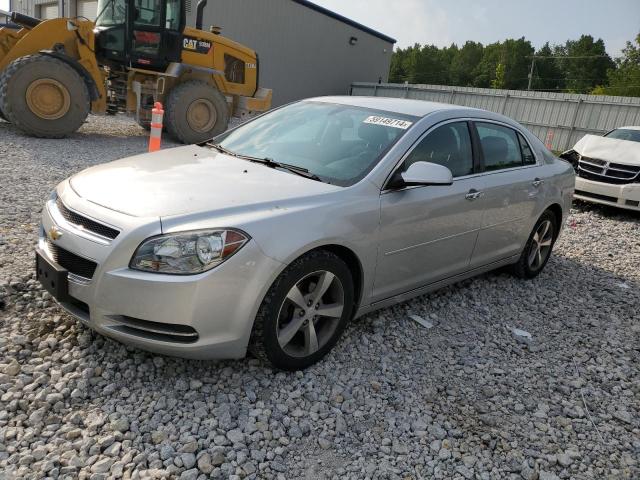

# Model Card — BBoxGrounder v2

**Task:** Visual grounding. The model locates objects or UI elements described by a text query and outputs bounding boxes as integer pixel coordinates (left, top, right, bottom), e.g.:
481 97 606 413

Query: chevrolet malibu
37 97 575 370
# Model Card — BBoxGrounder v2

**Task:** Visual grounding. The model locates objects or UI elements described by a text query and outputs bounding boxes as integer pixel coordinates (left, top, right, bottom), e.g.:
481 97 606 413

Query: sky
314 0 640 57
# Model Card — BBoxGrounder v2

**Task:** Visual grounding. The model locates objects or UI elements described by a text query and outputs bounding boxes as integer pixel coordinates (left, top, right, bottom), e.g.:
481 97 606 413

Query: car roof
614 126 640 131
306 95 522 127
307 96 469 117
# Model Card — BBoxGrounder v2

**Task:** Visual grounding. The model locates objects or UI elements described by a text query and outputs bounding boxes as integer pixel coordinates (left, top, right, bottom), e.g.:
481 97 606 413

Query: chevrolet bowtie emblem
48 226 63 241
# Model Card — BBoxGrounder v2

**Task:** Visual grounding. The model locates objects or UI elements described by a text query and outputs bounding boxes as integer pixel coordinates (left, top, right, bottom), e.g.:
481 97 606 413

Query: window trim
382 117 540 193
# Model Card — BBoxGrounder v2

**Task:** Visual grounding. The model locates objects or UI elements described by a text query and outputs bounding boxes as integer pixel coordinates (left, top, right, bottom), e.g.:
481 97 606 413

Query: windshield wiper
206 143 323 182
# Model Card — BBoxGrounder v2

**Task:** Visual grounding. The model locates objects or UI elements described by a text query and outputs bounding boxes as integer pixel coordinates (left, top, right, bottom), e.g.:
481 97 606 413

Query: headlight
130 229 249 274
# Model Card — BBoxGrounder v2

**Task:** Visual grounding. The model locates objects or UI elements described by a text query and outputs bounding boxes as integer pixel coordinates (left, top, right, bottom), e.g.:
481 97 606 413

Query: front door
372 121 485 301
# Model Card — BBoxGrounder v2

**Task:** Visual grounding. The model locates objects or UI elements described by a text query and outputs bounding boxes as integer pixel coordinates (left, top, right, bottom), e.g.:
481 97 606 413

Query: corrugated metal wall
351 82 640 151
193 0 394 105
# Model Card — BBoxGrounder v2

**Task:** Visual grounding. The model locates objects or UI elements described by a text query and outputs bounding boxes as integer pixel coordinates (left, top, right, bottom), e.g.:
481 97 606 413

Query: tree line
389 33 640 97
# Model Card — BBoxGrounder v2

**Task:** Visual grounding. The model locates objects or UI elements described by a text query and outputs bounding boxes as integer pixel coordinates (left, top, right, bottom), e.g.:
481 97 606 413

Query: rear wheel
511 210 558 279
0 55 90 137
164 80 229 144
250 251 354 370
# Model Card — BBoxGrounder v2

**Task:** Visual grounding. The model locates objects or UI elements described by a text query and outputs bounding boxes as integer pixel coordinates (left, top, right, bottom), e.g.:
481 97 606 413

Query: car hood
69 145 340 217
573 135 640 166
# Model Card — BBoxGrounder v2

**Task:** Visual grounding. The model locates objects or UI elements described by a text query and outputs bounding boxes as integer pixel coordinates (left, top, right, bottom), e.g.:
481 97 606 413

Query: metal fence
350 82 640 151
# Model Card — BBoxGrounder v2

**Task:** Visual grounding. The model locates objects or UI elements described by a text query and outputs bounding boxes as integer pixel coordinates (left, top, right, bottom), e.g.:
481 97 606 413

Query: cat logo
183 37 212 54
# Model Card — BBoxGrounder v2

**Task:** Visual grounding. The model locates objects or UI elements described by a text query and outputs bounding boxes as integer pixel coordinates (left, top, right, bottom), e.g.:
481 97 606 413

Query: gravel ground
0 115 639 480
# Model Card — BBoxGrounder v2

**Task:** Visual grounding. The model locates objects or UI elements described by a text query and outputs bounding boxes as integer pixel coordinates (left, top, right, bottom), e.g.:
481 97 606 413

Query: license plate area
36 249 70 303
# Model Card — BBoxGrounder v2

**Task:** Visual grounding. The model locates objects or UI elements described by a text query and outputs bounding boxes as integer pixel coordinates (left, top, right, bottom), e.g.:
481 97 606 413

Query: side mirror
389 161 453 189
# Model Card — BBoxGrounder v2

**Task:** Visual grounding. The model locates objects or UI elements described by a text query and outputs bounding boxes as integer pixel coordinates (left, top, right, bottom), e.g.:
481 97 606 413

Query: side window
518 132 536 165
166 0 181 29
134 0 162 26
476 122 524 171
404 122 473 177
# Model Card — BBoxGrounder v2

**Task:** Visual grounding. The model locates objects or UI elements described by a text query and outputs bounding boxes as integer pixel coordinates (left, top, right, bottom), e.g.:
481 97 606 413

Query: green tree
595 33 640 96
492 63 506 89
530 42 565 91
558 35 614 93
450 41 484 86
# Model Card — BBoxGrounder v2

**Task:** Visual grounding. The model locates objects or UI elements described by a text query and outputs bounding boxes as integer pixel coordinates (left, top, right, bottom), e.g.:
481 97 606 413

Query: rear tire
511 210 558 279
164 80 229 144
0 55 90 137
250 250 354 371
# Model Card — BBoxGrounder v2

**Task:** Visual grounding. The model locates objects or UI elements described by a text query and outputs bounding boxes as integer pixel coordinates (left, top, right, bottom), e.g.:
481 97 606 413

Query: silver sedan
36 96 575 369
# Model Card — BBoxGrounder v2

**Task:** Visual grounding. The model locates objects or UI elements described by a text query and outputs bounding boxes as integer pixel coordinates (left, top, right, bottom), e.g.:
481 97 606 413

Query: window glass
518 132 536 165
166 0 181 29
215 101 417 187
96 0 127 26
605 128 640 143
476 122 523 171
134 0 162 26
404 122 473 177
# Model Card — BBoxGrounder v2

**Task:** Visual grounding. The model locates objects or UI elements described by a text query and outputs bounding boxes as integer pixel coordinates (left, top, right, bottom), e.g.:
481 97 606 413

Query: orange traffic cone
148 102 164 152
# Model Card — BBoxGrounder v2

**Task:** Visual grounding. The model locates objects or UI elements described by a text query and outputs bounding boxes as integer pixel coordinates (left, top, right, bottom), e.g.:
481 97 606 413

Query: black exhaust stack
195 0 207 31
11 11 42 29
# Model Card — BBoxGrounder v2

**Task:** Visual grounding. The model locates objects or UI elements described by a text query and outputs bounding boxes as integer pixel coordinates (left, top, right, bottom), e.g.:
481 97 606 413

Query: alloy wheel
527 219 554 270
276 270 345 358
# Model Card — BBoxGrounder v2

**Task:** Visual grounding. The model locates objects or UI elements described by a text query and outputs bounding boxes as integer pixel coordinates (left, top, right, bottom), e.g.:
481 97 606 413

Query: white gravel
1 115 639 480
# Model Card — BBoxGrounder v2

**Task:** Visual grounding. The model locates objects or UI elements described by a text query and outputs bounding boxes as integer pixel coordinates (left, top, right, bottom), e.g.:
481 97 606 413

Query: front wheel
250 251 354 370
511 210 558 279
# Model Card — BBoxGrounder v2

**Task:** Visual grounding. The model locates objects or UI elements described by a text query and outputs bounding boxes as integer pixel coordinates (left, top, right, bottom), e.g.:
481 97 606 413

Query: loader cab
94 0 185 70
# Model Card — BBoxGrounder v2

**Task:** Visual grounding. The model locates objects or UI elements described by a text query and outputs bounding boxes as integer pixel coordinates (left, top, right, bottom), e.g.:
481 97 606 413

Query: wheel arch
295 244 365 313
544 202 564 239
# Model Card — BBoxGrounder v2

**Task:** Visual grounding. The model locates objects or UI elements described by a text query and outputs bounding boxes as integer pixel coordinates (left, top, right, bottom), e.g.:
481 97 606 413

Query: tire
164 80 229 144
250 250 355 371
0 55 90 138
511 210 558 279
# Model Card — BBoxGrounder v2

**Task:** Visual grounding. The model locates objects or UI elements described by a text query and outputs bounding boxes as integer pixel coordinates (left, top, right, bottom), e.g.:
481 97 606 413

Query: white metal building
9 0 396 106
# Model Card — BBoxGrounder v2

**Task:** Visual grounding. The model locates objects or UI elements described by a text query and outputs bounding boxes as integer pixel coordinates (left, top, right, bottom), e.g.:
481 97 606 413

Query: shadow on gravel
572 199 640 222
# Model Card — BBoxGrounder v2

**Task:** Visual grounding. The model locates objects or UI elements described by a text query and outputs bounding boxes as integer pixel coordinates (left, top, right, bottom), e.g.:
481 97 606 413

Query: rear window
605 128 640 143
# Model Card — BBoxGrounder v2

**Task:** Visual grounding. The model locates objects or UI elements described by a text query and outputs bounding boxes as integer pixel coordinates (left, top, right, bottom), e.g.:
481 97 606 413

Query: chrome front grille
56 198 120 240
577 156 640 185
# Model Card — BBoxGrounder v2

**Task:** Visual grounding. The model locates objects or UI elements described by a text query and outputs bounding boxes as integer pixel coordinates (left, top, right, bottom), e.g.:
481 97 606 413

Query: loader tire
0 70 9 122
0 55 90 138
165 80 229 144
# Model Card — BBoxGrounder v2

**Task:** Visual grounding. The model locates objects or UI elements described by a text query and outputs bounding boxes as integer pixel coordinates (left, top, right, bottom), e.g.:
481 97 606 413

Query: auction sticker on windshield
363 116 413 129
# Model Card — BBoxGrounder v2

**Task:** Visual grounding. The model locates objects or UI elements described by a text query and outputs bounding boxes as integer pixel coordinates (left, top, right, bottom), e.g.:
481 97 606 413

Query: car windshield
213 101 418 186
605 128 640 143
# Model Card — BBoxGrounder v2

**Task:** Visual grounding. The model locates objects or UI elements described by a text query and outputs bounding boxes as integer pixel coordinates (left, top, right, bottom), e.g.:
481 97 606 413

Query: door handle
465 189 484 200
532 178 545 188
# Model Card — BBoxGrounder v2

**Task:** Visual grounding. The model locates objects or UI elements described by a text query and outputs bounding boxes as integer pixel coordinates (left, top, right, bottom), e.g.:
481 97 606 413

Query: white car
562 127 640 211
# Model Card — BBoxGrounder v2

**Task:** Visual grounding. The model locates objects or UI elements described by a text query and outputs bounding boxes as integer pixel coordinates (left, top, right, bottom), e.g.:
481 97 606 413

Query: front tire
250 251 355 370
164 80 229 144
0 55 89 137
511 210 558 279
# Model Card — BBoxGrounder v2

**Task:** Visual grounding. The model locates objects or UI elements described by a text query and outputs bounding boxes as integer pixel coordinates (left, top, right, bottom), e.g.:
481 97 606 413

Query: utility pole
527 57 535 90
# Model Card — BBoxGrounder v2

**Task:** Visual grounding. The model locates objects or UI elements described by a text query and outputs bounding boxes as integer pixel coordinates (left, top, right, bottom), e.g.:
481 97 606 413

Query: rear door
372 120 485 300
469 121 546 267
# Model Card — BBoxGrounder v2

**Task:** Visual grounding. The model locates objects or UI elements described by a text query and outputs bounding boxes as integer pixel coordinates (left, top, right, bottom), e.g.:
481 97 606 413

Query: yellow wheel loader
0 0 272 143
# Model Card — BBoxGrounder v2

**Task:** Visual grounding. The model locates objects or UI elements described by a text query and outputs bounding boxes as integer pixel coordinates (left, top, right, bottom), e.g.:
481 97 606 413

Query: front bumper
40 187 284 359
574 177 640 211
